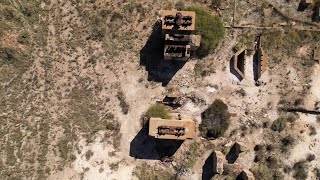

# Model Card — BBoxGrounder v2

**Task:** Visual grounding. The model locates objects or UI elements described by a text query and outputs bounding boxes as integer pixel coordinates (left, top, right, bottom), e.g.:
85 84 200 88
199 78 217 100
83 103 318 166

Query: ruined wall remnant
314 44 320 61
232 48 247 79
226 142 248 164
236 169 255 180
254 36 268 81
213 151 225 174
161 10 201 61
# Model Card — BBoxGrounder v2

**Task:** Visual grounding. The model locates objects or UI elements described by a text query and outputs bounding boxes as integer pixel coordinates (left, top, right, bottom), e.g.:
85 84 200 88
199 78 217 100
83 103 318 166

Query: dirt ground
0 0 320 180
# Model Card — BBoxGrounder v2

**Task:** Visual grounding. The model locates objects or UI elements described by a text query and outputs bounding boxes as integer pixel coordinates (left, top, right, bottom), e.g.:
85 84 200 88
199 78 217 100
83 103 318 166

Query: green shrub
271 116 287 132
309 125 317 136
281 135 295 153
17 31 29 44
145 104 171 119
306 154 315 162
85 150 94 161
293 161 308 180
281 135 295 146
199 99 230 138
106 122 119 131
315 168 320 178
183 6 225 58
250 164 283 180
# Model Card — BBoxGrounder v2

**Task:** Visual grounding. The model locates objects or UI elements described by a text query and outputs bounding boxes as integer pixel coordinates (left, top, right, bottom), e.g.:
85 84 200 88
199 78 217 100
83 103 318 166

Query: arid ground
0 0 320 179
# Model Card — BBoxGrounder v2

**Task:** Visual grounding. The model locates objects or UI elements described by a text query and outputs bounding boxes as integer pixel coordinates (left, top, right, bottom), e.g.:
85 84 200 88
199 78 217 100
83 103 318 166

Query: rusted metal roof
162 10 195 32
149 116 196 140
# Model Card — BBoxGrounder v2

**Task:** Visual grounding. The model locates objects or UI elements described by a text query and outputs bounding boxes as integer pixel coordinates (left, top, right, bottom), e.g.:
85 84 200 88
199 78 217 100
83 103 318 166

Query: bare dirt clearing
0 0 320 180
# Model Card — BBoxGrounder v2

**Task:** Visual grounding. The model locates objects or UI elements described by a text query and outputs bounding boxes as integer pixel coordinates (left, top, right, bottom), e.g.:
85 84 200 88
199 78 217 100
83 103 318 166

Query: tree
183 6 225 58
199 99 230 138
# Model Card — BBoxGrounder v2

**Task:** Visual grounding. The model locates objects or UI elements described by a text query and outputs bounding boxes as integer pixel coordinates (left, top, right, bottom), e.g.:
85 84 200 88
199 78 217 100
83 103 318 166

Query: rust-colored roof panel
162 10 195 31
149 117 196 140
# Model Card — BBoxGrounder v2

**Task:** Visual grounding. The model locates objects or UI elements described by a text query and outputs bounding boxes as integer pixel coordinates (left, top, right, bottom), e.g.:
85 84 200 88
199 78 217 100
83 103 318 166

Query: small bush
271 116 287 132
315 168 320 178
236 88 246 97
309 125 317 136
211 0 221 8
85 150 94 161
145 104 171 119
250 164 283 180
183 6 225 58
281 135 295 153
266 144 274 151
316 116 320 123
199 99 230 138
117 91 129 114
17 31 29 44
287 113 298 123
175 1 185 10
283 165 292 173
281 135 295 146
293 161 308 180
254 144 263 151
106 122 119 131
306 154 315 162
266 156 278 168
254 153 263 163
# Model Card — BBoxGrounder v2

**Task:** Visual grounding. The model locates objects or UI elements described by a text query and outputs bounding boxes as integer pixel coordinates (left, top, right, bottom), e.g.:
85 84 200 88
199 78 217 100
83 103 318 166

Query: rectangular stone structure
149 117 196 140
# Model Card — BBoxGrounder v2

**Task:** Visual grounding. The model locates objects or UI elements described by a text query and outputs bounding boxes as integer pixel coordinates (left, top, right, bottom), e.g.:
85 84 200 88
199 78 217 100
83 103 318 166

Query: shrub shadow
140 21 186 86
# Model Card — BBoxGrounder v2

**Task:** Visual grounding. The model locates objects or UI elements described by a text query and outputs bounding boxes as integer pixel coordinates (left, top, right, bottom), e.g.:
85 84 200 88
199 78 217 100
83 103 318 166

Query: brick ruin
162 10 201 61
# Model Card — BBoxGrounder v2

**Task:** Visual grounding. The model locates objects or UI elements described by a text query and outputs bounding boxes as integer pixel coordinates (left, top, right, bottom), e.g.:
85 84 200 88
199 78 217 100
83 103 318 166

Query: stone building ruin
162 10 201 61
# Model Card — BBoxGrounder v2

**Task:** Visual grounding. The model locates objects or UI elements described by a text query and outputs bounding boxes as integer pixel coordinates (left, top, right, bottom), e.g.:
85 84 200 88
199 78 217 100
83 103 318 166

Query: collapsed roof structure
149 113 196 140
162 10 201 61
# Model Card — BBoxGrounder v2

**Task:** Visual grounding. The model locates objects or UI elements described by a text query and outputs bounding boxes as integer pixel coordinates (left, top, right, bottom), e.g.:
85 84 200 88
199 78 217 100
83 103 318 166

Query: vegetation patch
271 116 287 132
117 91 129 115
293 160 308 180
85 150 94 161
250 164 284 180
132 162 175 180
145 104 171 119
281 135 295 153
199 99 230 138
183 6 225 58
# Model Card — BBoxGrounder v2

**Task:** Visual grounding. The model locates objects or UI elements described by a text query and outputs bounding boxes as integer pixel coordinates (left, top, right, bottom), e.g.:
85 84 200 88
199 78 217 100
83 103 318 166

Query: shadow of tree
140 21 186 86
